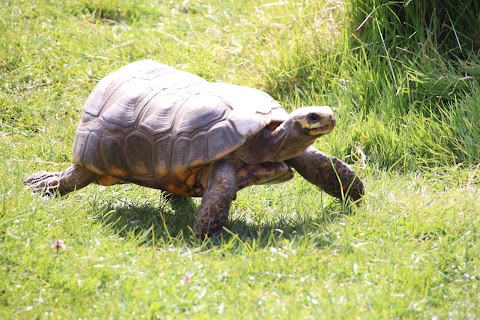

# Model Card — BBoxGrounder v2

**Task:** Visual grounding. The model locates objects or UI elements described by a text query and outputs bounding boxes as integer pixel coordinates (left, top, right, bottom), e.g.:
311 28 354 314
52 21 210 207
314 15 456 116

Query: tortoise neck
270 119 319 161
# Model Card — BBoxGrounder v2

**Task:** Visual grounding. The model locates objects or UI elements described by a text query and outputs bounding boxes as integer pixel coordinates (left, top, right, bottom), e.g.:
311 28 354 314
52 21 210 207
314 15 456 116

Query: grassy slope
1 0 479 319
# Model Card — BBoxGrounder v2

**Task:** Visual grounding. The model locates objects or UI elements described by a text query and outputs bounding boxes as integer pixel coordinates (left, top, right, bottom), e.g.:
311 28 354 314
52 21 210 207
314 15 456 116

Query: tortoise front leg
287 147 365 201
193 159 237 238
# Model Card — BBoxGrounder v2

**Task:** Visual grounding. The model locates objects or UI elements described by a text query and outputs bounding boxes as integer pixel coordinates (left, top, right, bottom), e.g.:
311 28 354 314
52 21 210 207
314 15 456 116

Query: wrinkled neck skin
234 119 324 164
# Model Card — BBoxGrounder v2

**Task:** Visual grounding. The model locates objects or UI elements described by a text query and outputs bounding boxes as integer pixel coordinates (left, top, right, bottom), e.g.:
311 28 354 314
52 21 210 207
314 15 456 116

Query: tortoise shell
72 60 288 195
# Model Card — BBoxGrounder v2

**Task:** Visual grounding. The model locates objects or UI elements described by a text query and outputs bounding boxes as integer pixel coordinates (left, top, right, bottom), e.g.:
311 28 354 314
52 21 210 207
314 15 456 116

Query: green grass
1 0 479 318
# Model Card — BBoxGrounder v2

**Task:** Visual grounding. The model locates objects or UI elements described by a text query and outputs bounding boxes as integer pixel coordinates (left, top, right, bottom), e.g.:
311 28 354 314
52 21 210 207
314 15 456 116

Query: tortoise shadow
90 195 356 249
90 195 198 242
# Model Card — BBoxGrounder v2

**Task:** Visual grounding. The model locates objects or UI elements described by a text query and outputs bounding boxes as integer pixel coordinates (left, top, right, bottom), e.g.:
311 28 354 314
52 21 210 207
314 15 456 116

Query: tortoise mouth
307 122 335 135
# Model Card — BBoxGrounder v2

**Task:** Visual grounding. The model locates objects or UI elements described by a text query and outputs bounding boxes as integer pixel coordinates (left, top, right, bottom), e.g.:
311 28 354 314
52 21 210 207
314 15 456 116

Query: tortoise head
232 106 336 163
290 106 336 137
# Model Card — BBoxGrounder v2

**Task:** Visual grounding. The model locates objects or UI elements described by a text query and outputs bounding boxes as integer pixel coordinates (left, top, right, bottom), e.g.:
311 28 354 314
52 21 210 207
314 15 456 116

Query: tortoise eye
307 113 320 122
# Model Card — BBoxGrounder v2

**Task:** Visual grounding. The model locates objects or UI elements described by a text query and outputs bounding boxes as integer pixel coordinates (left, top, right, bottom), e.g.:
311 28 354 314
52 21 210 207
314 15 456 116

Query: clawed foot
24 171 63 197
195 218 226 241
196 227 224 246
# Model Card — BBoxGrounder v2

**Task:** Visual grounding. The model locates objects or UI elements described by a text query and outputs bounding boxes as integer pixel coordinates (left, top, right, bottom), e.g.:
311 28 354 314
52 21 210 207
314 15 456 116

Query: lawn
1 0 479 319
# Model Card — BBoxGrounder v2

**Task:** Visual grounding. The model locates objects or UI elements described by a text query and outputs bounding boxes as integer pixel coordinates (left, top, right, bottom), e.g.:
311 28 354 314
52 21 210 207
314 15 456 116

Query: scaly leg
193 160 237 238
287 146 365 201
24 164 99 197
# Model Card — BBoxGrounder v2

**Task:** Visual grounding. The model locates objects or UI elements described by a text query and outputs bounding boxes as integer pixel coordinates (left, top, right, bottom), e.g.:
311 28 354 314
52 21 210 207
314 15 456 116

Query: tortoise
25 60 364 238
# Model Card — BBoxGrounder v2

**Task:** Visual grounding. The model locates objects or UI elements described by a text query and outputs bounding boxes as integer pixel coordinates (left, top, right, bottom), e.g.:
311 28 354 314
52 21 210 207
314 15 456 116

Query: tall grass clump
247 0 479 170
248 1 350 103
345 0 479 168
349 0 479 104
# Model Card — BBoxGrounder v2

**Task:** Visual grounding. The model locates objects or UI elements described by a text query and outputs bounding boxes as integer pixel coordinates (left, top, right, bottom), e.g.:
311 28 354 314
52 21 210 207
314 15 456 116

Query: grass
1 0 479 318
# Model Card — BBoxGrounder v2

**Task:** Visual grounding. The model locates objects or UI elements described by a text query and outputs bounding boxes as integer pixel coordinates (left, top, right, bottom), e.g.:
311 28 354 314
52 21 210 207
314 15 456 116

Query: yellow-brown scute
98 175 121 186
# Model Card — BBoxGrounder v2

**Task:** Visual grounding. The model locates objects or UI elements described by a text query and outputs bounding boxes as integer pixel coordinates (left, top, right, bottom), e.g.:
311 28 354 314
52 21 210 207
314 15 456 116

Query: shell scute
99 135 128 175
170 136 192 172
82 130 103 174
207 122 244 160
139 92 184 135
174 94 229 135
187 132 209 166
82 72 127 121
126 131 153 177
152 134 174 173
98 80 151 132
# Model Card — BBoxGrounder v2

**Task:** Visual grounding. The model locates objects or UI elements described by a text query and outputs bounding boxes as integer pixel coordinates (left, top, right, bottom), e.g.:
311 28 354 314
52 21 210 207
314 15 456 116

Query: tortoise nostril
307 113 320 122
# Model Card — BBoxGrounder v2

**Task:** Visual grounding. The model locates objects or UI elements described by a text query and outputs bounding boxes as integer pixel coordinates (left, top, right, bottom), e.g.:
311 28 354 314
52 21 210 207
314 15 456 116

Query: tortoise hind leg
287 146 365 201
193 159 237 238
24 164 99 197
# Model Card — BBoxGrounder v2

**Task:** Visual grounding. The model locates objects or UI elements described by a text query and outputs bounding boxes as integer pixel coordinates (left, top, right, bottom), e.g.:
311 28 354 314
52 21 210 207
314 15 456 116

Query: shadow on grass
89 195 356 250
